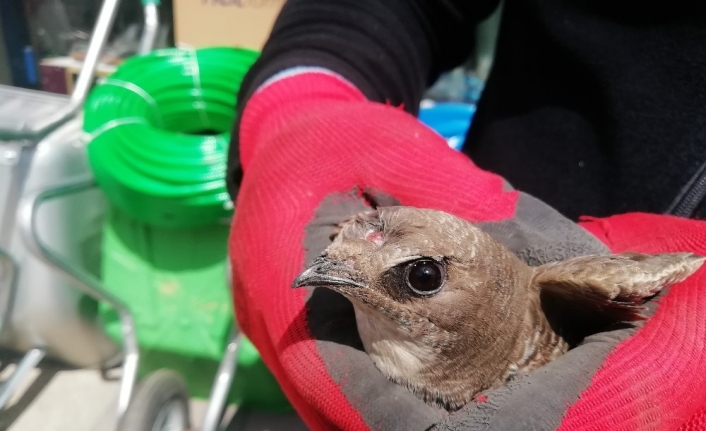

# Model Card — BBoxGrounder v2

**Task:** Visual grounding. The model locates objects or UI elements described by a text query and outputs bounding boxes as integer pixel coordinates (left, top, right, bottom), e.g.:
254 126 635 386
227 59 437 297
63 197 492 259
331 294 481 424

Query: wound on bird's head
365 230 385 246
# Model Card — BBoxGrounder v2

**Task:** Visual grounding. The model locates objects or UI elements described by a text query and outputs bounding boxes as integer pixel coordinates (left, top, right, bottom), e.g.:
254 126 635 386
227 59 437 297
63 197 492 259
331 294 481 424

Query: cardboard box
39 57 117 95
173 0 286 51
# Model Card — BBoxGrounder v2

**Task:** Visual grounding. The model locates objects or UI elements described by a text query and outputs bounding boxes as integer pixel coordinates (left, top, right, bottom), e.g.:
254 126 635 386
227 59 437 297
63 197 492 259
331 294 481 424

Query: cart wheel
118 369 191 431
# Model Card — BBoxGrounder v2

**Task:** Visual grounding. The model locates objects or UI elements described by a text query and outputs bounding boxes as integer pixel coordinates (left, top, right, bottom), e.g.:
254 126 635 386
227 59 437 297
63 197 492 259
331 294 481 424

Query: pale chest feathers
352 304 550 380
352 304 435 383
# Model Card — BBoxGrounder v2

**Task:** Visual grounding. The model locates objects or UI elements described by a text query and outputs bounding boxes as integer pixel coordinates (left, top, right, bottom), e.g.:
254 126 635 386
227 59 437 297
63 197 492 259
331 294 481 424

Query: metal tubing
201 331 242 431
0 348 45 410
16 178 139 421
0 247 18 337
115 312 139 421
137 3 160 55
71 0 122 105
36 0 123 135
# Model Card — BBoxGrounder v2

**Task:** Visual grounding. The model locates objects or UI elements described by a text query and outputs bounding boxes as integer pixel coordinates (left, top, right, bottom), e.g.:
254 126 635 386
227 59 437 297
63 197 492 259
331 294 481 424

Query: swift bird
293 207 704 411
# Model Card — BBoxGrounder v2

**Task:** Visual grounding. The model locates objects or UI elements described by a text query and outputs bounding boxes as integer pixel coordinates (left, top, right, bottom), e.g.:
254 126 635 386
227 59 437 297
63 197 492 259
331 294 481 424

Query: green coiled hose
84 46 259 227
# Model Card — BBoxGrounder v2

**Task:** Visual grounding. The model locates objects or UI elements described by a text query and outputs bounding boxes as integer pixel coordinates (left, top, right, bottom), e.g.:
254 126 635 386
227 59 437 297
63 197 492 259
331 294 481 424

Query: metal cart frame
0 0 243 429
15 177 241 431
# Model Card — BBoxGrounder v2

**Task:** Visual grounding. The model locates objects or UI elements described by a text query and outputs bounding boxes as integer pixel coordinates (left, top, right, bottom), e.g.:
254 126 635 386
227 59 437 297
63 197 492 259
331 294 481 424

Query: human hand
229 70 706 430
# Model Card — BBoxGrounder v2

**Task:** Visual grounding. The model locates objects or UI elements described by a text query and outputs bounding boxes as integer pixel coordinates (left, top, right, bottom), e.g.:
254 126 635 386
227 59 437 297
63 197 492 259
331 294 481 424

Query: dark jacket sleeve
227 0 500 199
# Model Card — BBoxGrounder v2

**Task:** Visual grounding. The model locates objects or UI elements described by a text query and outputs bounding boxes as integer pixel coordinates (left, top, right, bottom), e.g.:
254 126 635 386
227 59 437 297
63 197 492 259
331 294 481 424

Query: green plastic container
87 47 291 412
98 207 292 411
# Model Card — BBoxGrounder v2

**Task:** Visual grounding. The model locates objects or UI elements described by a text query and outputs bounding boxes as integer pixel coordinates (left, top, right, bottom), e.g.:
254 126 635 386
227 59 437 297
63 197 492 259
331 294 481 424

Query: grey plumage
292 207 705 411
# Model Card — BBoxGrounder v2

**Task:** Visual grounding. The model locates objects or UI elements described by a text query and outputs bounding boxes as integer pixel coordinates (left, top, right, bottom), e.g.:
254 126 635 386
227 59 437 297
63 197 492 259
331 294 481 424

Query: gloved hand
228 69 706 430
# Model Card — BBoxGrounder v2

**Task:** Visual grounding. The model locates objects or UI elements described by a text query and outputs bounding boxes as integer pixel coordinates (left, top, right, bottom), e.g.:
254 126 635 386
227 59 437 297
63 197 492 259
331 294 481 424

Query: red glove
228 69 706 430
566 214 706 431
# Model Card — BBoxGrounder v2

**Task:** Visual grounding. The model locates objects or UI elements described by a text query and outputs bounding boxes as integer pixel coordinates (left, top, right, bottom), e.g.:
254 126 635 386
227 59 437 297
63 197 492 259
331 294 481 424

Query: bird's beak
292 256 366 290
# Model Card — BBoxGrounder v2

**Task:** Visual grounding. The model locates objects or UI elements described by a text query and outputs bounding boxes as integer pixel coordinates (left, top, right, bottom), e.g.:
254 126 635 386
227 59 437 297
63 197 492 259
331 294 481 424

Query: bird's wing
531 252 704 345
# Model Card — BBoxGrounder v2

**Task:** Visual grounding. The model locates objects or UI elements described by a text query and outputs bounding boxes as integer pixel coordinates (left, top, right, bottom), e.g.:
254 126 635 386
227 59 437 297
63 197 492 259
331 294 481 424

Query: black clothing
227 0 706 221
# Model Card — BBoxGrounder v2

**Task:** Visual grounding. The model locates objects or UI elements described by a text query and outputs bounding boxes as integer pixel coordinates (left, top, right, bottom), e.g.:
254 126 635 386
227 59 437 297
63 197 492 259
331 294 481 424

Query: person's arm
227 0 499 199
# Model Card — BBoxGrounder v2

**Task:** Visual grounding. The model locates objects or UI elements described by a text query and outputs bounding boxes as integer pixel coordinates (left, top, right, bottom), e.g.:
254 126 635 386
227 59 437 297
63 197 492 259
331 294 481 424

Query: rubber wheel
118 369 191 431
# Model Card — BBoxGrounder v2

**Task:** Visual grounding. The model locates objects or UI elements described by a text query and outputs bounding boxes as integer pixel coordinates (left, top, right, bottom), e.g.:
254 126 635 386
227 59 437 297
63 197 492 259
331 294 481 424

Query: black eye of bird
405 259 445 295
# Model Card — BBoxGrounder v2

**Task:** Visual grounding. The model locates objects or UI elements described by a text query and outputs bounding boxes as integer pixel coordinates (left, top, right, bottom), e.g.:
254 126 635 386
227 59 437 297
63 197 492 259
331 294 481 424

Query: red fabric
678 405 706 431
231 72 520 430
230 71 706 430
554 214 706 431
237 73 518 223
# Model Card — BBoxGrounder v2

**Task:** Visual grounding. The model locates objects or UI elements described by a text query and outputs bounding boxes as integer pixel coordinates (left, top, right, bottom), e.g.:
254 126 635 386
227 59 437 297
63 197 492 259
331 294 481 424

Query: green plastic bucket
98 207 291 411
87 47 291 412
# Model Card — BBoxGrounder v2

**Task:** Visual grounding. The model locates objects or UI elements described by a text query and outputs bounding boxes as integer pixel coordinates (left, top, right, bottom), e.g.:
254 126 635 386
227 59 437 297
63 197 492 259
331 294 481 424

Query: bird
292 206 705 411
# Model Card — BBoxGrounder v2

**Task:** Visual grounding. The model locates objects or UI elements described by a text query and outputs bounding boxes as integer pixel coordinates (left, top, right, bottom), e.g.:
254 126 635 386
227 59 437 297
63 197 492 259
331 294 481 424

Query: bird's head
292 207 533 399
293 206 531 332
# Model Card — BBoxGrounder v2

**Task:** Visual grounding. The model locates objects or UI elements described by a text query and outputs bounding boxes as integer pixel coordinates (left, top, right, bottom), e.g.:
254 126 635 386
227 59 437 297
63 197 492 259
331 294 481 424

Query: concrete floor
0 357 307 431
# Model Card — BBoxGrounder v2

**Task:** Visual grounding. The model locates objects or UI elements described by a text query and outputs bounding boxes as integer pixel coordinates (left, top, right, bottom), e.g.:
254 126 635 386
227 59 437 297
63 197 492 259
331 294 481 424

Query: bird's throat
353 304 433 381
351 302 488 411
